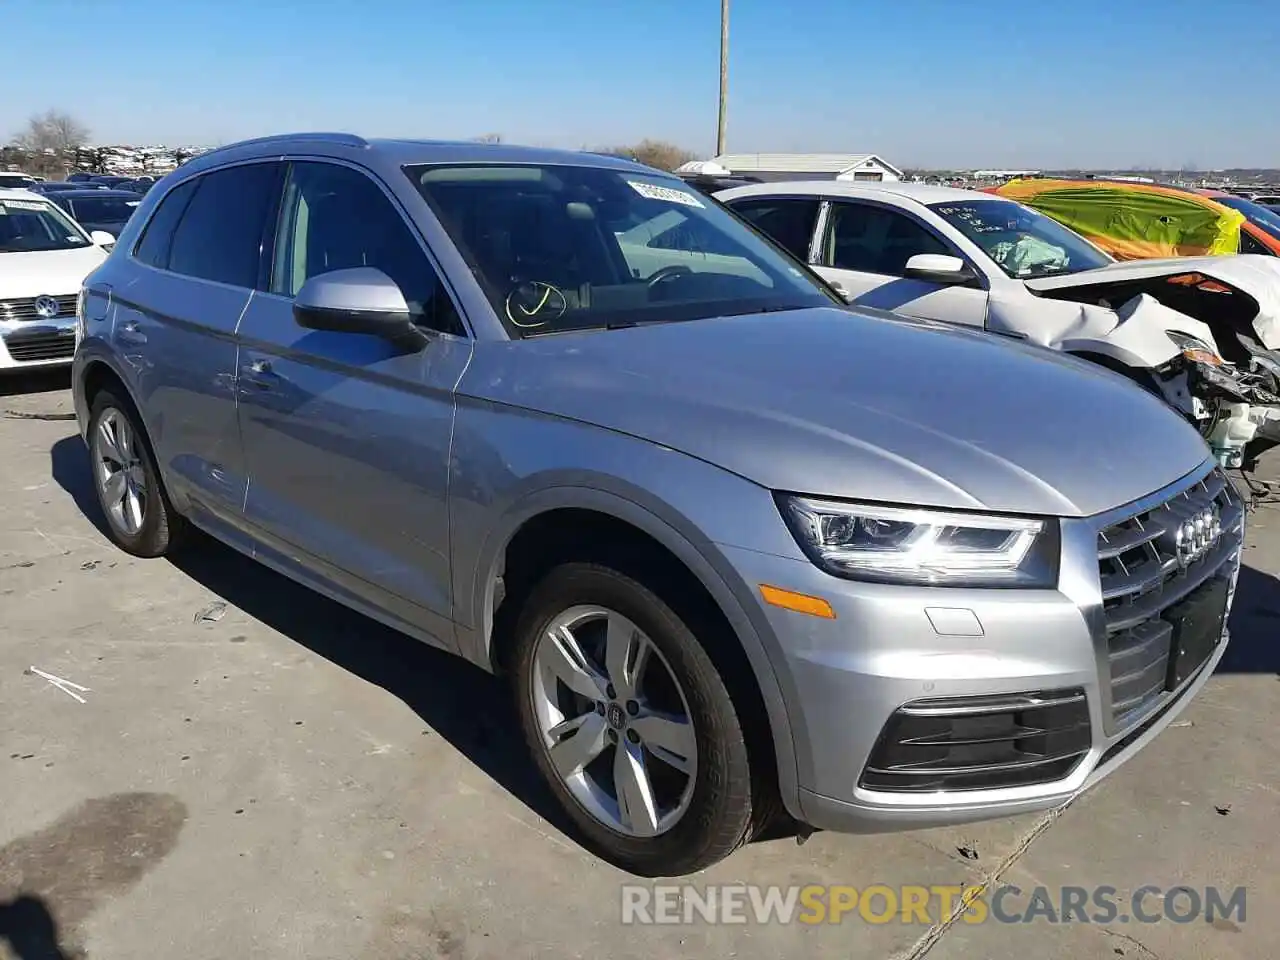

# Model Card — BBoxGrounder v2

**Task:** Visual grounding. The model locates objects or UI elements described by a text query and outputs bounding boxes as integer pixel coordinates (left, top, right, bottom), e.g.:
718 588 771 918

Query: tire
86 388 186 558
511 562 757 876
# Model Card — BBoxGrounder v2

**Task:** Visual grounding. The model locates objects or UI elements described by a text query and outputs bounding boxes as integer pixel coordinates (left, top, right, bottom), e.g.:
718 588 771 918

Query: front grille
860 688 1092 792
1096 469 1244 726
3 330 77 362
0 295 77 323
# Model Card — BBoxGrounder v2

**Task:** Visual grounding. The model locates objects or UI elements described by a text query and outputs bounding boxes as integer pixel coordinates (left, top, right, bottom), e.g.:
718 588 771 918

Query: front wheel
511 563 758 876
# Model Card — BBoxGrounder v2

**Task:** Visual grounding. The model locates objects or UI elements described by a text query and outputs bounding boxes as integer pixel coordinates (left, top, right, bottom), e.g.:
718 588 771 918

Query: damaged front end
1164 350 1280 468
1025 262 1280 466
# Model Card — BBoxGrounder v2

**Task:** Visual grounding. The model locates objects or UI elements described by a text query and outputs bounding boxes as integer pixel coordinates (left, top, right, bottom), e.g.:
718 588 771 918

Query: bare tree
11 110 91 176
601 140 697 172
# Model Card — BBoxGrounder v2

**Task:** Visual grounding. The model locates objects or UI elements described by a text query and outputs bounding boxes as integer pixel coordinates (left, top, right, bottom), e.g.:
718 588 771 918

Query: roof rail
200 132 368 157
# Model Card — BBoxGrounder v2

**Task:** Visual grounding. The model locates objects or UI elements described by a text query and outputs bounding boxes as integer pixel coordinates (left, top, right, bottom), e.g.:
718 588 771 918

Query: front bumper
722 462 1242 833
0 303 78 370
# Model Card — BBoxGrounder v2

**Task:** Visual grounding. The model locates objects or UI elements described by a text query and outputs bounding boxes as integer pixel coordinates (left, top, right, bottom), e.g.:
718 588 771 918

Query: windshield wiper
722 303 810 317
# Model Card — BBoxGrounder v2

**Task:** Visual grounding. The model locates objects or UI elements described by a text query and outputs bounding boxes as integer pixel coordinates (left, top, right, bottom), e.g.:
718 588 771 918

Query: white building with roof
704 153 903 183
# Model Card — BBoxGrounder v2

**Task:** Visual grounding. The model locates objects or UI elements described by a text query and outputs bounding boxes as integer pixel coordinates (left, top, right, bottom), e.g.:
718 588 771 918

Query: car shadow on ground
0 369 71 400
169 535 579 835
0 894 74 960
50 433 583 848
50 435 109 538
1223 560 1280 674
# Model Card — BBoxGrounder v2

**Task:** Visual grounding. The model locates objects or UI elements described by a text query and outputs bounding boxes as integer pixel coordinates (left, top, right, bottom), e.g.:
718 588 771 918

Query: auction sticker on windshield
0 199 49 213
627 180 705 208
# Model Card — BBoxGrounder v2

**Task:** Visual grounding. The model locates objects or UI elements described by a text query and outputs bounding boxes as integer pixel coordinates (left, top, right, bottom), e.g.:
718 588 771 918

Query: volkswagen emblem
33 295 60 320
1174 504 1222 569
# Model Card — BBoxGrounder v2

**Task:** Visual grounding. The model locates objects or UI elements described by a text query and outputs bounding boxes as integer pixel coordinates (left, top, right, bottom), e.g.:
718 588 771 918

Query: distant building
972 169 1041 180
1101 175 1155 184
703 153 903 183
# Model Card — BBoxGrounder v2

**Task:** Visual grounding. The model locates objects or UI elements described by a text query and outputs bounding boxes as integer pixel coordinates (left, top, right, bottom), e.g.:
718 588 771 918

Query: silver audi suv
72 133 1243 876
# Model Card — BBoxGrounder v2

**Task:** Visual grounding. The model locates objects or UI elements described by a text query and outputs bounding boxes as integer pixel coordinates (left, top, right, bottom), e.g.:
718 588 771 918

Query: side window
167 163 281 287
728 198 820 261
270 161 463 335
133 179 197 268
1240 230 1267 255
825 203 951 276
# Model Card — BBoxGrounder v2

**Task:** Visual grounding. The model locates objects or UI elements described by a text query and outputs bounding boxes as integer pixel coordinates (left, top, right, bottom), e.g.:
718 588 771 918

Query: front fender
446 401 809 818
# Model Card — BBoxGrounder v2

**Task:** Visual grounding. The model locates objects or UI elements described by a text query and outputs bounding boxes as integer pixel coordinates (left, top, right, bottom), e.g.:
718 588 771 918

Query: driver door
816 201 989 327
234 160 471 645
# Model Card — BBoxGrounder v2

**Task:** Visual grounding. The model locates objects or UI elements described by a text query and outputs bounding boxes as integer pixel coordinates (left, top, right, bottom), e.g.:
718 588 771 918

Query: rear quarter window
166 163 281 287
133 179 198 269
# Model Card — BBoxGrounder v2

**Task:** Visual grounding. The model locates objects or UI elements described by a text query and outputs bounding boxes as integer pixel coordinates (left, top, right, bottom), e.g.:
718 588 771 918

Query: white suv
0 188 114 371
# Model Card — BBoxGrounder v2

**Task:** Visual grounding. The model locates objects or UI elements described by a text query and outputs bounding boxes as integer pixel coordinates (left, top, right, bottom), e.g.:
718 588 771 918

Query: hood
467 307 1211 518
1025 255 1280 349
0 245 107 298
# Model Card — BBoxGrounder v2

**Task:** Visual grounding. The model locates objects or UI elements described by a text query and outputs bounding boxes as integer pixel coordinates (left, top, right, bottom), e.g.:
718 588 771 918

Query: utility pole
716 0 729 157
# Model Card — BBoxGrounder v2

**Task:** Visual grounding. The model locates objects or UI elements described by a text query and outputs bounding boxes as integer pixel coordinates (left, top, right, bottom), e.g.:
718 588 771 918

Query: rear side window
728 198 821 261
167 163 281 287
824 203 950 276
134 179 197 268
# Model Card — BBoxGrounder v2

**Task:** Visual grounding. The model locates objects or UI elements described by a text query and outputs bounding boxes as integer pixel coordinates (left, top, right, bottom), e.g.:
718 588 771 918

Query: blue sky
7 0 1278 169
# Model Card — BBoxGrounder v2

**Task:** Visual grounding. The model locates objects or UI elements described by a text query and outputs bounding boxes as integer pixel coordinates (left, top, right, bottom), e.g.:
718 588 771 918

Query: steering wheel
647 265 693 291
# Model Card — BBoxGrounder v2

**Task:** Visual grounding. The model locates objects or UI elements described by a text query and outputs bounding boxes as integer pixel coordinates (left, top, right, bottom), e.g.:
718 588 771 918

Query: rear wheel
87 389 186 557
511 563 758 876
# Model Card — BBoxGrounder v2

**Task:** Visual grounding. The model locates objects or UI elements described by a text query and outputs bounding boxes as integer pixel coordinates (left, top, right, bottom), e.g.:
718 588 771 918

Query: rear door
234 159 470 646
724 196 822 262
816 200 989 327
113 161 283 525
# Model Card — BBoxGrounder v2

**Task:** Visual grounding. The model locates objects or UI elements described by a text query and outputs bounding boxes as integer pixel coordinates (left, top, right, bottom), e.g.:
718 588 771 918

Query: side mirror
293 267 428 350
89 230 116 247
904 253 975 285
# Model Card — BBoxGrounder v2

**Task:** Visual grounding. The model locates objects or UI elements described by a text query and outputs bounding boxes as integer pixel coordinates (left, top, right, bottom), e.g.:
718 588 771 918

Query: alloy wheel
92 408 147 536
529 605 698 838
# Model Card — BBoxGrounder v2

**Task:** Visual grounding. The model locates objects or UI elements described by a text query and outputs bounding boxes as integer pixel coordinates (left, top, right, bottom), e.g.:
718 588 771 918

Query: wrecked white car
717 182 1280 467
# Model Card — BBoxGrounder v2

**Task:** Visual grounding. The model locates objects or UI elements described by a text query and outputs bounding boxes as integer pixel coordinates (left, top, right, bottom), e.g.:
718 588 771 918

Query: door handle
249 359 273 376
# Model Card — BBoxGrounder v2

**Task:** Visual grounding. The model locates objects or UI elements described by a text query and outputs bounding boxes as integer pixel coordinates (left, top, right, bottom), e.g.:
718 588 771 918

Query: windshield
929 198 1113 278
407 163 838 336
0 197 91 252
1215 195 1280 242
0 174 36 188
70 195 141 223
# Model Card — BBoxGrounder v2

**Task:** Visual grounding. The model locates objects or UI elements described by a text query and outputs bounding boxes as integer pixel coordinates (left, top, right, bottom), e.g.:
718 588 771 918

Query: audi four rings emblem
33 295 60 320
1174 505 1222 569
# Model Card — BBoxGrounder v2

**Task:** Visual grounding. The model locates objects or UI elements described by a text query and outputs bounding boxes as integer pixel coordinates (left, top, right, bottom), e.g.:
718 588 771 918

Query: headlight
777 496 1059 587
1165 330 1223 366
